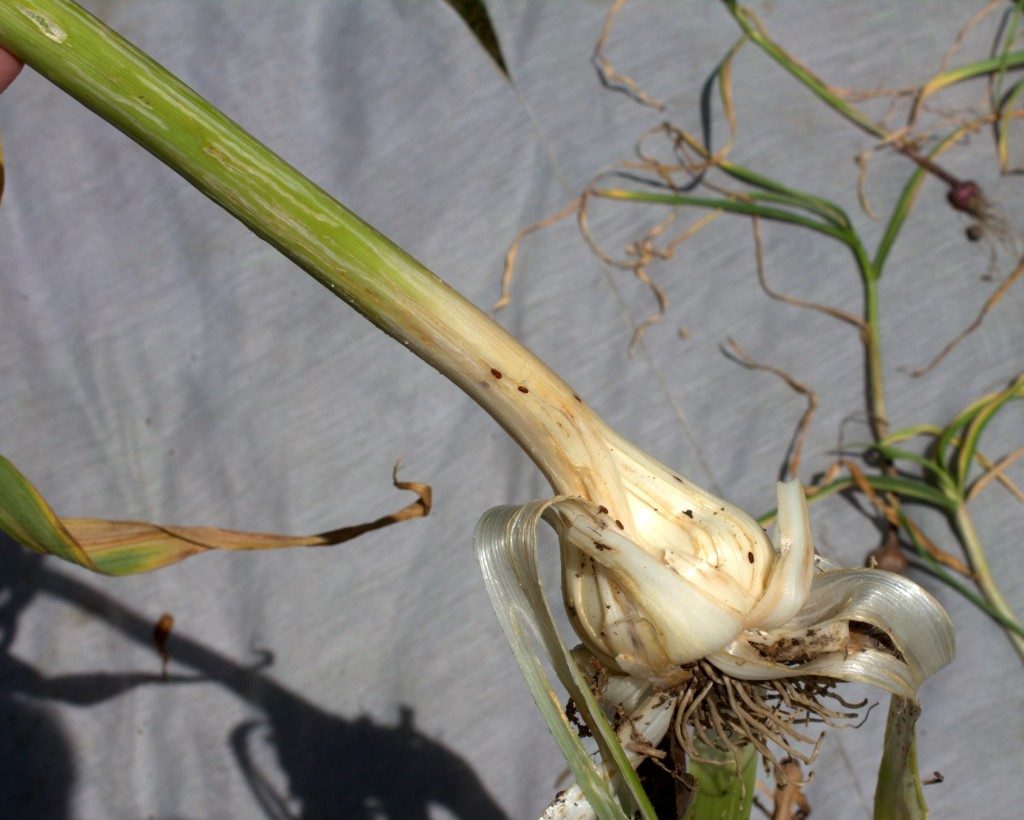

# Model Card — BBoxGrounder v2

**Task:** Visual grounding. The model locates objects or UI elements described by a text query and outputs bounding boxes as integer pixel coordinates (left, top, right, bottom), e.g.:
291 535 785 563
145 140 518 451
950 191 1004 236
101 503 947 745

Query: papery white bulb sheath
549 444 815 682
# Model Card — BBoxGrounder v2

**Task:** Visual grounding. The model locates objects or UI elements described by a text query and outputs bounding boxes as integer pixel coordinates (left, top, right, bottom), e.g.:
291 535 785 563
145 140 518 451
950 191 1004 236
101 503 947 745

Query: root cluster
669 661 869 786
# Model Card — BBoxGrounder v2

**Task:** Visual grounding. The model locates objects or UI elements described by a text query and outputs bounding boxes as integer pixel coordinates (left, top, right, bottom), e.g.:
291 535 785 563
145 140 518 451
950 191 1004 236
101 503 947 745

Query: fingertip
0 49 24 94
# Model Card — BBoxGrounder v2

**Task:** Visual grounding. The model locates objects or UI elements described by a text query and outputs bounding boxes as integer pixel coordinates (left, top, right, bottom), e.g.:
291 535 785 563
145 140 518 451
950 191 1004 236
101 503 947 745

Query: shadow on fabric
0 537 508 819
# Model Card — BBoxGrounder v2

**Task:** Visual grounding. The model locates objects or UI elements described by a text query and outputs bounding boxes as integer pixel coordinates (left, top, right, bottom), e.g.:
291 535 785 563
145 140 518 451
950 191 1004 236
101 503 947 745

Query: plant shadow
0 538 508 819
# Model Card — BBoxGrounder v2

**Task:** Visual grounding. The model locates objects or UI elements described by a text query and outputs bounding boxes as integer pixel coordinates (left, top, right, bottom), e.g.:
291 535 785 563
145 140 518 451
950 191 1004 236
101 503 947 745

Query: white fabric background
1 2 1021 818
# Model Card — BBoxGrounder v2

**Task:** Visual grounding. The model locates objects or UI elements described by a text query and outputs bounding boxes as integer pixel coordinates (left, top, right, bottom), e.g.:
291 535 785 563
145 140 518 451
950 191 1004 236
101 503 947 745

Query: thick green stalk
874 697 926 820
684 742 757 820
0 0 629 509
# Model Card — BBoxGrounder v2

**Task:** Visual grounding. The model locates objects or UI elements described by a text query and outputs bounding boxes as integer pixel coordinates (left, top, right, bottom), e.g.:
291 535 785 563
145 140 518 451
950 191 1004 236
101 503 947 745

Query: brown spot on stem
518 385 529 393
614 520 624 530
682 509 693 519
490 368 502 379
747 551 755 564
203 144 231 165
594 542 613 552
573 393 583 402
598 505 609 514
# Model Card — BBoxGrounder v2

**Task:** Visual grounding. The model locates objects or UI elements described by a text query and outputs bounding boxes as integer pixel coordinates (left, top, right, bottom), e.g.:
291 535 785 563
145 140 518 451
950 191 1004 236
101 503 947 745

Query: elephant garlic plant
476 434 953 818
0 1 954 818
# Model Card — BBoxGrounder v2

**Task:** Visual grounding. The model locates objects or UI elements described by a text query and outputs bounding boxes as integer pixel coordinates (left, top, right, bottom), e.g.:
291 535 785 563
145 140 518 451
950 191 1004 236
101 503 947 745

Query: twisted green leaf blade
0 454 430 575
918 49 1024 106
544 681 678 819
0 455 99 570
475 500 656 820
954 374 1024 493
936 391 996 473
995 75 1024 171
757 471 957 526
862 443 957 498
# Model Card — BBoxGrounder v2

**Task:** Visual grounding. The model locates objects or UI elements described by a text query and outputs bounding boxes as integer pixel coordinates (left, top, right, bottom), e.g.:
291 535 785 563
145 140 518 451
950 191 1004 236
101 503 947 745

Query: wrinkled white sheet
1 2 1021 817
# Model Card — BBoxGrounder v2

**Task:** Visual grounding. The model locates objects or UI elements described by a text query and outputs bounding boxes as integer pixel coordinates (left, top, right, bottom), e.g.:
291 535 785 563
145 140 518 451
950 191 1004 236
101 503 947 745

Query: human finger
0 48 23 94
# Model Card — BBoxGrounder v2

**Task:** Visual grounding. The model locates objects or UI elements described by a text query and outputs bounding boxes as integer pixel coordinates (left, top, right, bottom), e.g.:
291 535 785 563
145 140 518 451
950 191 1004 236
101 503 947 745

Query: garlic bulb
479 425 953 697
544 450 952 704
553 470 813 683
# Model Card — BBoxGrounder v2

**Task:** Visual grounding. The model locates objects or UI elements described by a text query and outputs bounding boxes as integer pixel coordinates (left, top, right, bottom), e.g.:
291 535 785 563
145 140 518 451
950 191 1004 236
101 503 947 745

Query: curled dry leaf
722 337 818 482
593 0 666 111
0 454 430 575
906 256 1024 377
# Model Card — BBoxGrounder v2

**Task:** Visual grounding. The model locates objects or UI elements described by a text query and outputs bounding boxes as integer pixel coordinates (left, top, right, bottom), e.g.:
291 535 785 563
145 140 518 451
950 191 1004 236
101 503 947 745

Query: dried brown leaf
906 255 1024 377
592 0 666 111
494 198 579 312
751 218 865 329
724 338 818 481
969 446 1024 503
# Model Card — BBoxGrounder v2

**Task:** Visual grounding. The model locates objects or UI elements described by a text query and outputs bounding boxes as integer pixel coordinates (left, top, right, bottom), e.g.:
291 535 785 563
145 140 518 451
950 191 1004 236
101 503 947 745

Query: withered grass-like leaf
906 257 1024 377
593 0 666 111
722 337 818 482
0 454 430 575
